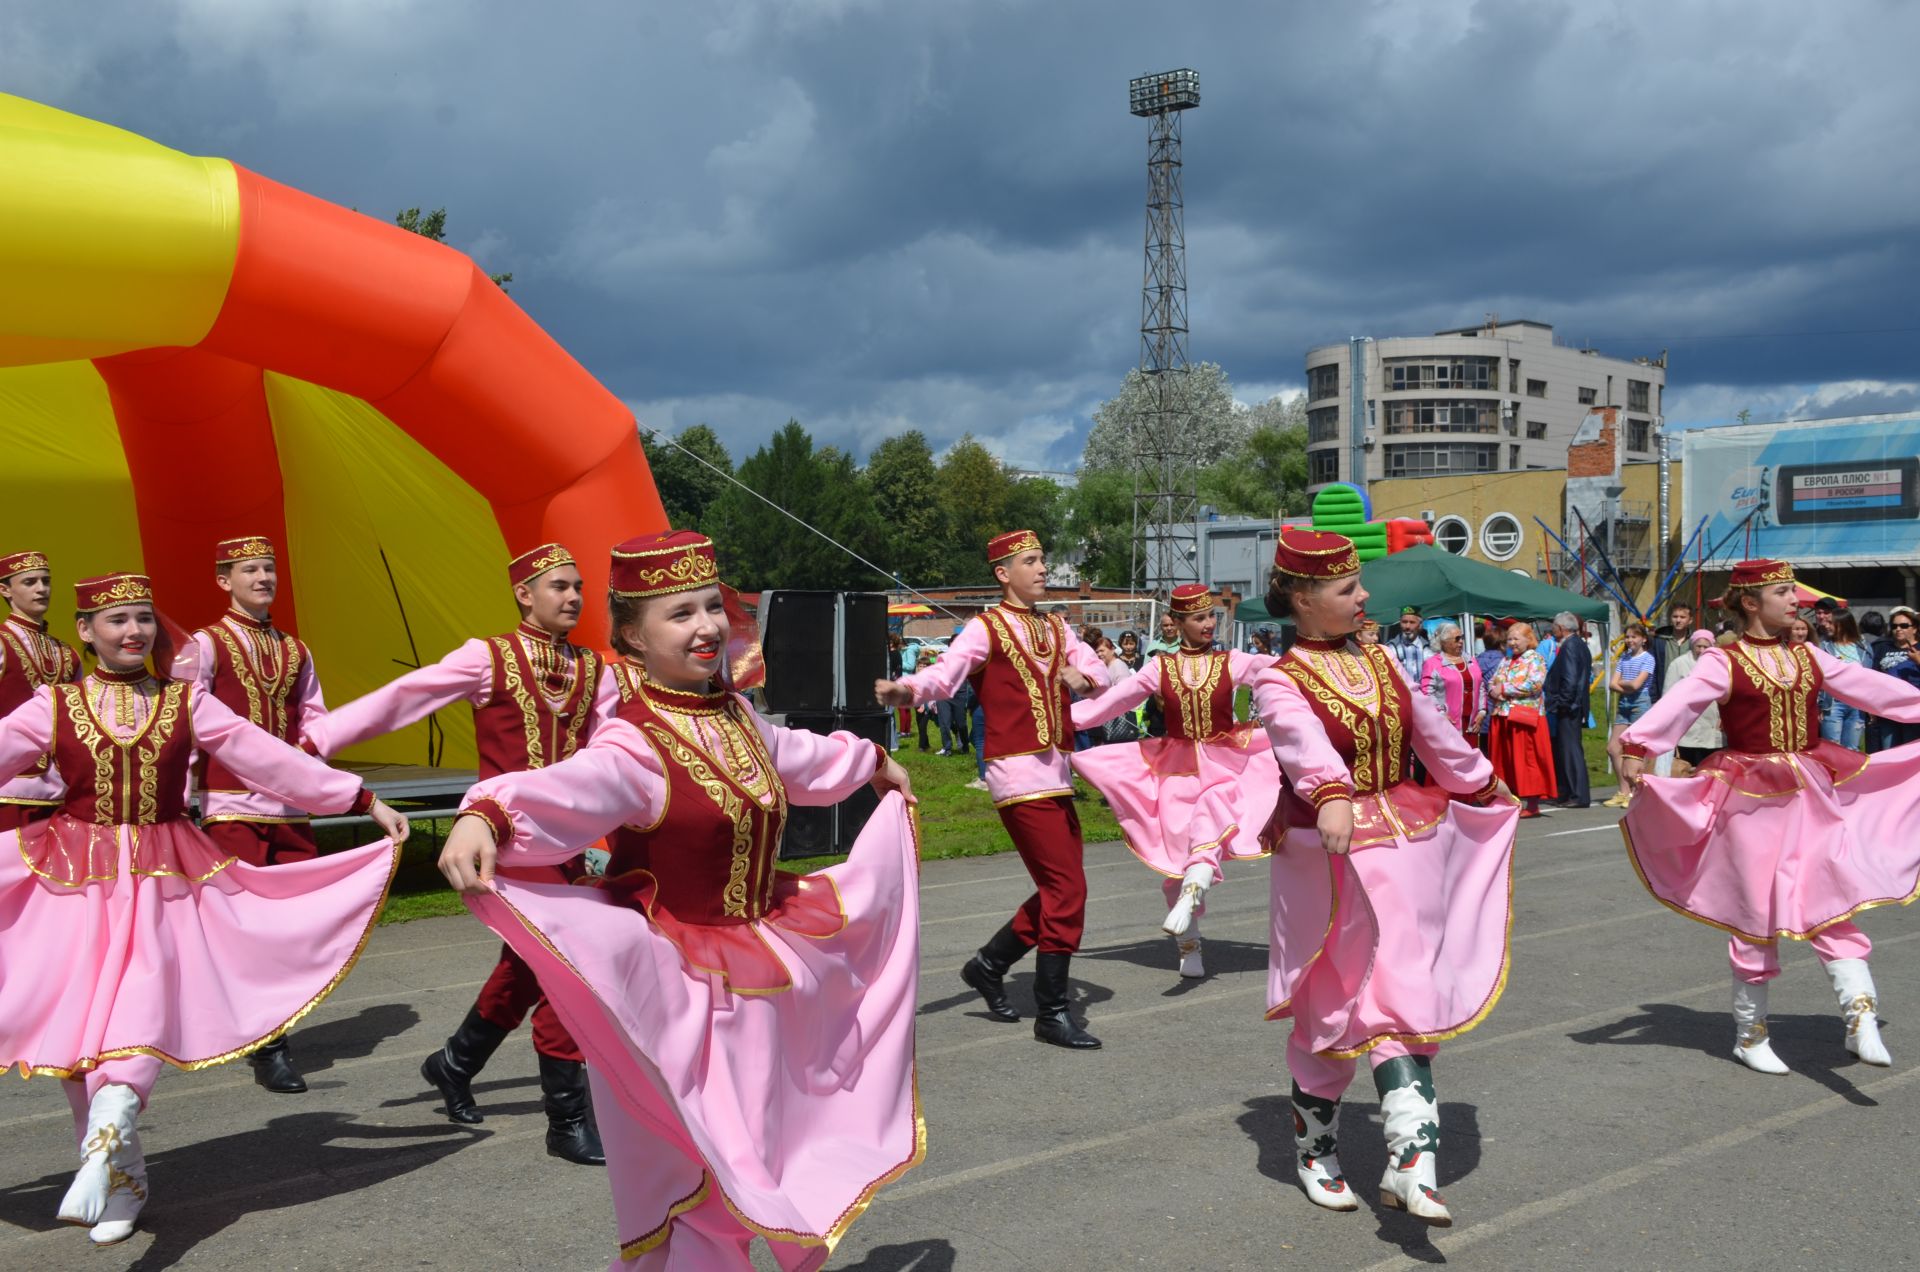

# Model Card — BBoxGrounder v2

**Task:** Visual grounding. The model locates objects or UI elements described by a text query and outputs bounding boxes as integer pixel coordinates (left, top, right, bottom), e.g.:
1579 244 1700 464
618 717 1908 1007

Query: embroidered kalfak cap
74 573 154 614
1271 527 1359 581
609 530 719 598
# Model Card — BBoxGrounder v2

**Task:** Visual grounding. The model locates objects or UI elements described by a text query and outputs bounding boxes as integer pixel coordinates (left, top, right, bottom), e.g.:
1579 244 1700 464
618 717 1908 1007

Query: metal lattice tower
1128 69 1201 594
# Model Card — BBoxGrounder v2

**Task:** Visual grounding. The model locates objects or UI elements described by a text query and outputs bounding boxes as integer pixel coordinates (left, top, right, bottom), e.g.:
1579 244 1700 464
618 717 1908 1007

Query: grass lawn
334 742 1124 926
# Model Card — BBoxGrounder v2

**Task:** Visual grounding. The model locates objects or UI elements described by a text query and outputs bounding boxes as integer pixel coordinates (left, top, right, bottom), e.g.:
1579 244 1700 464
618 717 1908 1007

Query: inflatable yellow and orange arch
0 94 666 766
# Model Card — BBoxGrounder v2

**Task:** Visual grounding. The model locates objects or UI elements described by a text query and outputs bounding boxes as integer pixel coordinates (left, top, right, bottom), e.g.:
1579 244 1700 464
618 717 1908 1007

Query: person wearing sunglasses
1876 607 1920 747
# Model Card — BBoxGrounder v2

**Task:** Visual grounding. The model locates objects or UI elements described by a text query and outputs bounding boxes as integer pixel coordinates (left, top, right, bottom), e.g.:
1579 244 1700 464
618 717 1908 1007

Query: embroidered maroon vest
1158 650 1237 740
966 606 1073 760
472 628 601 780
1719 640 1820 754
0 617 82 779
197 615 309 794
1277 642 1413 796
51 680 193 824
590 678 842 995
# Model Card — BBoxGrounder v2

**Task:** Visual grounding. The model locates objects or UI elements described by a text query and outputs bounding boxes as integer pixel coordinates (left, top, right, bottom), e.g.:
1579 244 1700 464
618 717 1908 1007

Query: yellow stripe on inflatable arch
0 93 239 368
265 374 513 769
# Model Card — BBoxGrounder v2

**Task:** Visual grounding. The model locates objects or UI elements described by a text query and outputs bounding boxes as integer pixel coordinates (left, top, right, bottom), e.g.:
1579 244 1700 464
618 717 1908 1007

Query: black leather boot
1031 952 1101 1050
539 1056 606 1166
420 1007 509 1124
248 1035 308 1093
960 923 1031 1022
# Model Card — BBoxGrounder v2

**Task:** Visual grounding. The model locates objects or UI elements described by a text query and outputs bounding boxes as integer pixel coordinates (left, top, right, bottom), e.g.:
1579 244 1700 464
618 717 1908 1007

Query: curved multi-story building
1304 319 1665 490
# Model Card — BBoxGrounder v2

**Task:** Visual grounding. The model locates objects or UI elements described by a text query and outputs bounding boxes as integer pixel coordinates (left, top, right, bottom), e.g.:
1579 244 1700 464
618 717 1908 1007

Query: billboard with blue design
1682 414 1920 566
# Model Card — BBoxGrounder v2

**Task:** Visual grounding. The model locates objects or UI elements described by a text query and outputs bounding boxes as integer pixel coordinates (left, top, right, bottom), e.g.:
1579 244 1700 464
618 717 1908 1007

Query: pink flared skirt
1069 727 1279 879
465 794 924 1269
0 814 398 1079
1621 739 1920 944
1266 798 1517 1059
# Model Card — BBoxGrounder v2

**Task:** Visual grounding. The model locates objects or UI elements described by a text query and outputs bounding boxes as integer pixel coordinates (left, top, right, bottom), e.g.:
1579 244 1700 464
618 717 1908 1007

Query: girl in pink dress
1618 559 1920 1076
1067 583 1281 978
0 573 408 1247
435 531 922 1271
1252 530 1518 1227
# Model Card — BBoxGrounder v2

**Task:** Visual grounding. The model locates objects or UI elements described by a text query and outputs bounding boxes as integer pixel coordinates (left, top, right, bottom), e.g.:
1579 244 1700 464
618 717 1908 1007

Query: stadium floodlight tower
1127 68 1201 596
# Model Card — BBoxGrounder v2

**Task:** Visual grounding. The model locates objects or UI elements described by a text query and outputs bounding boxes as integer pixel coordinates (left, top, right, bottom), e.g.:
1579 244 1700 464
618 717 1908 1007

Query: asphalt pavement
5 795 1918 1271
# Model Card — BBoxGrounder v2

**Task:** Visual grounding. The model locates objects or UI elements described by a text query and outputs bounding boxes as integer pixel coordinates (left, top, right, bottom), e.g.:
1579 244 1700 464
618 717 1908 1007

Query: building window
1526 419 1548 440
1384 357 1495 392
1578 387 1597 405
1384 443 1496 477
1627 417 1651 452
1480 513 1523 561
1509 444 1521 470
1307 406 1340 443
1308 364 1340 401
1384 399 1500 435
1526 378 1547 399
1628 379 1650 412
1432 515 1472 555
1309 449 1340 485
1508 359 1520 393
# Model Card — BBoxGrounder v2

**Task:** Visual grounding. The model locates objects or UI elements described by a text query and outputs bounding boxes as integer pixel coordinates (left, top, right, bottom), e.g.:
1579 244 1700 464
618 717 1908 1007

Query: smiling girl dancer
0 573 407 1246
1617 559 1920 1075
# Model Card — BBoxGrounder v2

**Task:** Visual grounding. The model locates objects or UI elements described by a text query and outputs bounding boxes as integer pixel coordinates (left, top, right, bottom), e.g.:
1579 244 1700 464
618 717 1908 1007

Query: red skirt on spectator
1490 711 1554 799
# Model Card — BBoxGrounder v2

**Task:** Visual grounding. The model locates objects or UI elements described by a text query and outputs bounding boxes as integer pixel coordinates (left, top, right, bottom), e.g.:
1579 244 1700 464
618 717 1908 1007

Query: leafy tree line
643 362 1309 593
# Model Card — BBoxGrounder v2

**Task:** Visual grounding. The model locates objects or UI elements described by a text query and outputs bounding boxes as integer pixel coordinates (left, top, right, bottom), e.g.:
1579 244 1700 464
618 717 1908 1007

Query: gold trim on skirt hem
618 1174 713 1260
1618 821 1920 945
9 840 401 1081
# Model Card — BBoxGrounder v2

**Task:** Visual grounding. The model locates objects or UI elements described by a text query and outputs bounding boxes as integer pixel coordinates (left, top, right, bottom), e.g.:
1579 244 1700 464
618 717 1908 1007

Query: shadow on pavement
379 1072 542 1119
285 1002 422 1075
1566 1002 1882 1105
830 1238 957 1270
1081 935 1269 980
0 1111 483 1270
917 971 1116 1022
1237 1092 1483 1260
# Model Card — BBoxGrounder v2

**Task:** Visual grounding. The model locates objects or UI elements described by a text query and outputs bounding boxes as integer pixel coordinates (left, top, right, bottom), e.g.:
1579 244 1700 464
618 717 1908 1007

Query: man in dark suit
1542 611 1592 807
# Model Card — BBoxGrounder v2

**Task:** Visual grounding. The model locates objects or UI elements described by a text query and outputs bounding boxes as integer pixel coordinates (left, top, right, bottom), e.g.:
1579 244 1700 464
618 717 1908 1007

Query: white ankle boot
1174 913 1205 978
57 1084 141 1227
89 1130 147 1245
1731 981 1790 1074
1162 863 1212 937
1375 1056 1451 1226
1290 1086 1359 1211
1828 959 1891 1066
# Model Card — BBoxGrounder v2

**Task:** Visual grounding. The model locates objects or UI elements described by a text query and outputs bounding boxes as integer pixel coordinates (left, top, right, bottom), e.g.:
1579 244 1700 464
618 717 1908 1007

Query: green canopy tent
1234 544 1608 626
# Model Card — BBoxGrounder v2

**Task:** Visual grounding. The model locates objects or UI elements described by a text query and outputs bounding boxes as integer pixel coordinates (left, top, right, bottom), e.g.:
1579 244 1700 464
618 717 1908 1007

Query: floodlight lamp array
1128 68 1200 116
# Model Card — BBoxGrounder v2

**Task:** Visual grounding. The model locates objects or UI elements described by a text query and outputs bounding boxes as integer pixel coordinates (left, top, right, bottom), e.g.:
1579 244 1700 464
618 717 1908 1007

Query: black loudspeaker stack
759 590 893 859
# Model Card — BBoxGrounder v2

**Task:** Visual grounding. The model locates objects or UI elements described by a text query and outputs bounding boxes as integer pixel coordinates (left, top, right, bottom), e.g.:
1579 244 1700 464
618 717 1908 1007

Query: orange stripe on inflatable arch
94 348 299 634
199 167 666 648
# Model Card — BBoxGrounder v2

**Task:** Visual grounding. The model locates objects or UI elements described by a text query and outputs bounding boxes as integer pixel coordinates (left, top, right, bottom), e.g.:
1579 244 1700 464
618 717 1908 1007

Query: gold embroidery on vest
1163 650 1228 739
642 720 756 917
209 624 303 737
982 609 1063 748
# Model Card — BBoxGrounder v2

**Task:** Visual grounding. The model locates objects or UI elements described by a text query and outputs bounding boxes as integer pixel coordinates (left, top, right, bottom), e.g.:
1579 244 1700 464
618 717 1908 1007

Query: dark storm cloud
8 0 1917 465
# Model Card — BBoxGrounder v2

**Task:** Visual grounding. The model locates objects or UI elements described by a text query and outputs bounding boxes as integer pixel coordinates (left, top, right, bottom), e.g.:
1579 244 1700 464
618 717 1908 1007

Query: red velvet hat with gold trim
1271 527 1360 580
0 550 49 581
609 530 719 598
215 535 275 564
507 542 575 588
987 528 1042 563
1727 558 1795 588
1169 583 1213 615
74 572 155 614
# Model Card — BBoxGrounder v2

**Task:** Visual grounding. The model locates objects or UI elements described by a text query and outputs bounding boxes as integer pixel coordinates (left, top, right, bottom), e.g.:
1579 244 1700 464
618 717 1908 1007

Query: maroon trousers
201 818 320 866
478 863 584 1062
999 795 1088 954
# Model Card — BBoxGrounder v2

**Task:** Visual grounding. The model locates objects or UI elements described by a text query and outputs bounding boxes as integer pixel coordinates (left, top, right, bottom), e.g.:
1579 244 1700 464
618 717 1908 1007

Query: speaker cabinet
776 710 890 859
759 591 889 714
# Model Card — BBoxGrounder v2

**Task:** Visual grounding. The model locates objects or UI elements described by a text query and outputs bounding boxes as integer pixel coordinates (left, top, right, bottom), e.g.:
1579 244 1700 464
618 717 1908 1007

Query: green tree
863 431 946 587
1080 361 1246 474
642 424 734 531
934 435 1018 584
705 421 888 590
394 205 514 290
1064 468 1140 588
1199 394 1310 519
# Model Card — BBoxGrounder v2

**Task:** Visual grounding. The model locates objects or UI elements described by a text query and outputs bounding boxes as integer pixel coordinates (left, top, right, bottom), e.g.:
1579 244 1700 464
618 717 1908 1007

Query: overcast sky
9 0 1917 469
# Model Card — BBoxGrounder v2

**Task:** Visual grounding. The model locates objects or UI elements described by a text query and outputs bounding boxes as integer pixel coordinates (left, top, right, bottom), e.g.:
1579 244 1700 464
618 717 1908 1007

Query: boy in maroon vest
0 550 84 831
303 543 610 1165
173 535 329 1094
876 529 1109 1049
